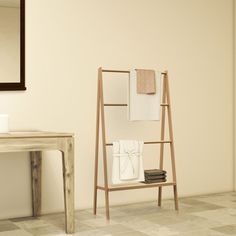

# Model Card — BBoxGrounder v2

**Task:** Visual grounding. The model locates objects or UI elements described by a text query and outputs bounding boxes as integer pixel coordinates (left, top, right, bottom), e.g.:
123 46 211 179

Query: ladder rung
101 69 167 75
102 69 130 73
104 103 169 107
109 182 176 191
106 140 172 146
97 182 176 191
161 103 169 106
104 103 127 106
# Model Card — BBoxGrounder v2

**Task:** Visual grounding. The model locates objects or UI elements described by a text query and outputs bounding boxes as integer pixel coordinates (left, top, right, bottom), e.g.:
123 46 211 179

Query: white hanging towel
128 69 161 121
112 140 144 184
119 140 140 180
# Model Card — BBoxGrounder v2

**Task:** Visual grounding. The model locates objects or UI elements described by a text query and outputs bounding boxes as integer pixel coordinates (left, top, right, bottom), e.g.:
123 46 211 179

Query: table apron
0 137 66 153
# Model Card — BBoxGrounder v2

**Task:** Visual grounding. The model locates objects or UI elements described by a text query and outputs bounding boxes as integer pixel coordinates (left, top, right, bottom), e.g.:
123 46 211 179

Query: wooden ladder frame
93 67 178 219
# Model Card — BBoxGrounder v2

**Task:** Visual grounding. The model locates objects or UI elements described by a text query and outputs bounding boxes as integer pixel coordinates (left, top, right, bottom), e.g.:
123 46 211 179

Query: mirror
0 0 25 90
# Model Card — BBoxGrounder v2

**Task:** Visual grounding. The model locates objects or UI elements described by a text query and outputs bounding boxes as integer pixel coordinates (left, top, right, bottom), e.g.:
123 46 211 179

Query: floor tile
1 192 236 236
0 229 33 236
191 208 236 225
178 229 226 236
98 224 132 234
14 219 50 229
24 225 64 236
82 218 117 228
212 224 236 235
113 230 149 236
0 220 19 232
73 229 111 236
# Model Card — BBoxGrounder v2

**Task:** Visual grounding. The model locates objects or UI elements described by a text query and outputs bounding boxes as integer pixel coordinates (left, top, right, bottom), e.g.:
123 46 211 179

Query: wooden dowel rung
102 69 166 75
97 185 105 190
102 69 130 73
161 103 169 106
145 141 172 144
109 182 176 191
106 141 172 146
104 104 127 106
104 103 169 107
97 182 176 192
105 143 112 146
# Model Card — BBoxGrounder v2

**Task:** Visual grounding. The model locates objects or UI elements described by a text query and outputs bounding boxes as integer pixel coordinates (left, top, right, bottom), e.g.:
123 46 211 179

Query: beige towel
136 69 156 94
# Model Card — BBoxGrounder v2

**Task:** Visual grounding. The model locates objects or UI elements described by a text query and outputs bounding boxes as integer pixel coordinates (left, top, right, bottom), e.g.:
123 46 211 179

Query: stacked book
144 169 167 184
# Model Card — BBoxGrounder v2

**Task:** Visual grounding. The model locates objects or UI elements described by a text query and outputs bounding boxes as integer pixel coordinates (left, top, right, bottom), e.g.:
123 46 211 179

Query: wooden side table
0 131 74 234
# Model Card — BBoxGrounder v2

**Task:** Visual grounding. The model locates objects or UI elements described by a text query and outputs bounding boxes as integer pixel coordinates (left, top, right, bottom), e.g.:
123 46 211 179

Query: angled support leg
100 68 110 220
93 68 101 215
158 72 167 207
166 73 179 211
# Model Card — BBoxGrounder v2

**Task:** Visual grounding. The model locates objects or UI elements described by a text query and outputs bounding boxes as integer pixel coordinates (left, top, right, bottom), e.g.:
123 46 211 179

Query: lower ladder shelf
97 182 176 192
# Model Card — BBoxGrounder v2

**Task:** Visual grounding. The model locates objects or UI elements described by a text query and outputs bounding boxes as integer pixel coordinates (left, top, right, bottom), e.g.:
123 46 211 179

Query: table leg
61 137 74 234
30 151 42 216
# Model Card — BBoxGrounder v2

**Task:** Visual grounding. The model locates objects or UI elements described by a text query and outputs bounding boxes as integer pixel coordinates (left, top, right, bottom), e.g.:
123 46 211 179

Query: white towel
119 140 140 180
112 140 144 184
128 69 161 121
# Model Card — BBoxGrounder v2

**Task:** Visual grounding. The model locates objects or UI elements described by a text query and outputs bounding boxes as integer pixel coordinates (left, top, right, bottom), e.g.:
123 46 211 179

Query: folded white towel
128 69 161 121
112 140 144 184
119 140 140 180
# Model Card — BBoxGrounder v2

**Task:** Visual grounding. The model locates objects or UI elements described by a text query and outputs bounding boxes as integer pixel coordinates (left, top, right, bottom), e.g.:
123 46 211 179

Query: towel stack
144 169 167 184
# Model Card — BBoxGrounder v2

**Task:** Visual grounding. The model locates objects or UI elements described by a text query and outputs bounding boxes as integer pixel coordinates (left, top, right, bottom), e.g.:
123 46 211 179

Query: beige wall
0 0 233 219
0 6 20 82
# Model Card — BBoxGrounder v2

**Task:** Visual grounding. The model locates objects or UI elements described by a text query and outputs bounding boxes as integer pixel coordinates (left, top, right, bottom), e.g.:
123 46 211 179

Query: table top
0 131 74 139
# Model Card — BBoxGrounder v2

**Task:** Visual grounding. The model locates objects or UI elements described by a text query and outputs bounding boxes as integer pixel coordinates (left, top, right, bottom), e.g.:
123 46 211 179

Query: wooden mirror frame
0 0 26 91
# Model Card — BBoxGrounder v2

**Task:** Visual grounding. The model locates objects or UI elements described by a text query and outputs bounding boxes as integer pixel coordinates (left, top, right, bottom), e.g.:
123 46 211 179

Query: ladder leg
100 68 110 220
105 190 110 220
173 184 179 210
166 73 179 211
158 188 162 206
158 72 167 207
93 69 101 215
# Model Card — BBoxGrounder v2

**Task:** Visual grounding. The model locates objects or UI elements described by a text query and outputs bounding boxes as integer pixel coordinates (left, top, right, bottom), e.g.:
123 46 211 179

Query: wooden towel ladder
93 67 179 219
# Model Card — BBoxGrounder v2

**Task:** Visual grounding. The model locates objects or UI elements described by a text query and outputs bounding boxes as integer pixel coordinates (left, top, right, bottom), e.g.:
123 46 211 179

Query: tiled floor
1 192 236 235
